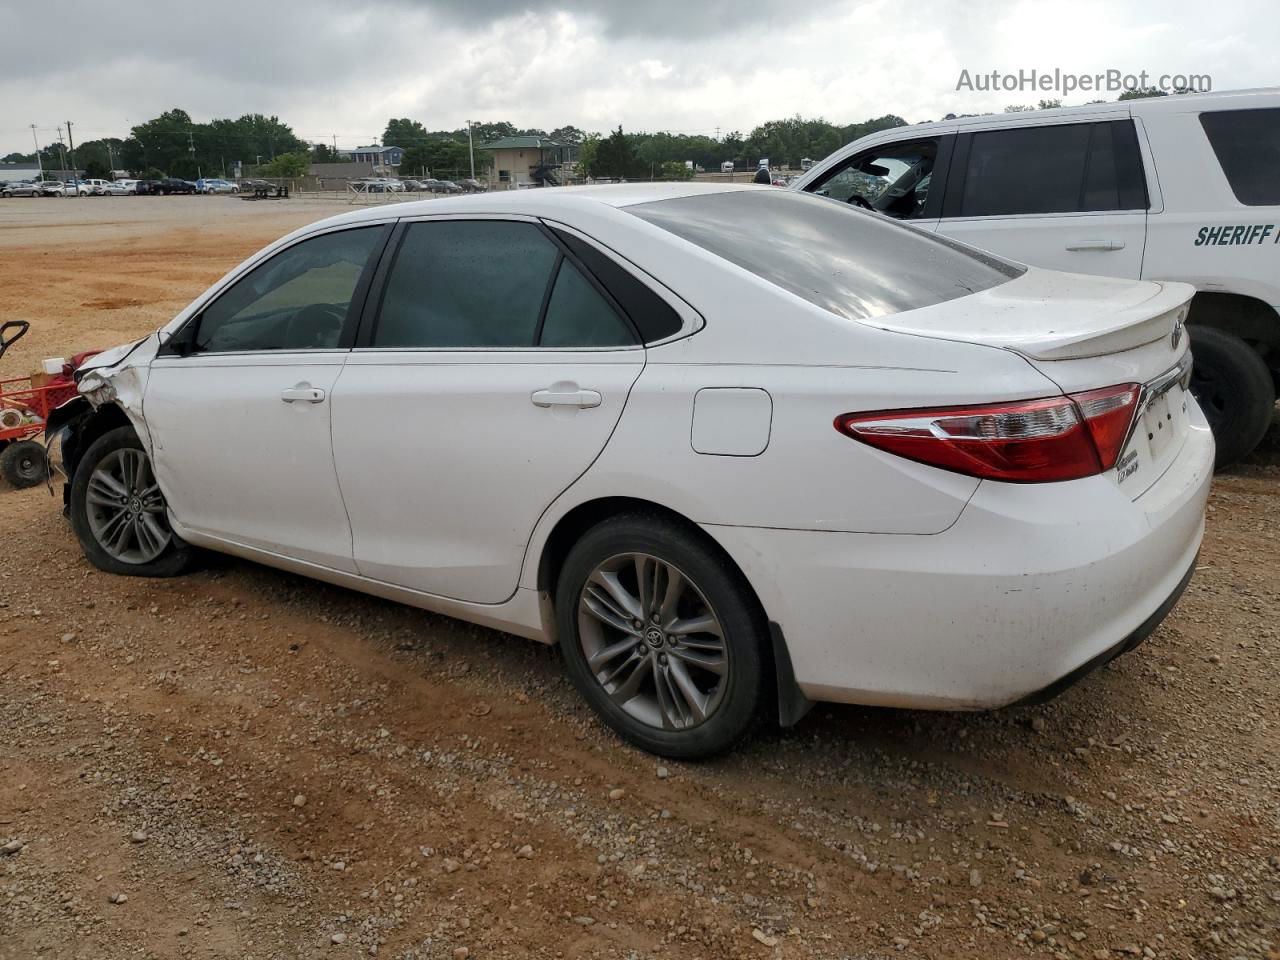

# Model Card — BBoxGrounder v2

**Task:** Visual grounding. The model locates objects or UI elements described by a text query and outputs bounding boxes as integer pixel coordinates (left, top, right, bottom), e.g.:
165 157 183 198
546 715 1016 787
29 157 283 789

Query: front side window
191 227 383 353
808 138 939 220
628 190 1023 322
371 220 636 349
1200 108 1280 206
956 120 1147 217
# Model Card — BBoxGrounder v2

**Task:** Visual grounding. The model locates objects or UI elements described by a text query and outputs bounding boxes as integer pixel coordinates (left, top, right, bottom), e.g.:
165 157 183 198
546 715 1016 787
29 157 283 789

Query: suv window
192 227 384 353
371 220 637 349
627 190 1023 322
807 138 939 220
955 120 1147 217
1200 108 1280 206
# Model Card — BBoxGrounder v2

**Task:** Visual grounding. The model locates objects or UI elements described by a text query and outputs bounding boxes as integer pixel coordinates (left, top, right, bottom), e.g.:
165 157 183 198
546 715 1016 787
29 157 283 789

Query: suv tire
1188 325 1275 467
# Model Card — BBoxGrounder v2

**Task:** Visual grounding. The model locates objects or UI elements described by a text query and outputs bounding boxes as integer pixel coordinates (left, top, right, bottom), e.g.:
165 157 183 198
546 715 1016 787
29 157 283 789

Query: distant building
0 163 43 183
482 137 576 188
349 145 404 168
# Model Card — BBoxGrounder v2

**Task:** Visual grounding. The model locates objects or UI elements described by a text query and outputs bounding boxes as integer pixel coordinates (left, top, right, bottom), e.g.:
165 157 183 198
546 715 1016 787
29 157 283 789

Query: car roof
868 86 1280 139
321 182 765 229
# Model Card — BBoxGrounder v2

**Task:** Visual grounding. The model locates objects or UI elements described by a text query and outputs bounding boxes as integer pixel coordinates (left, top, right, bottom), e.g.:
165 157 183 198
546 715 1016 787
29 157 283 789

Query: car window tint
958 121 1147 217
550 229 683 341
195 227 382 353
373 221 558 348
627 190 1023 322
1200 108 1280 206
808 138 939 220
539 259 636 348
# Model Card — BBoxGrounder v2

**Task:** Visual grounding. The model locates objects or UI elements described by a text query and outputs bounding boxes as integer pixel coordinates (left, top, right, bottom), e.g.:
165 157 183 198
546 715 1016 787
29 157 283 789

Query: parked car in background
54 184 1210 758
1 181 42 197
94 181 130 196
156 178 198 195
400 179 426 192
40 181 90 197
794 86 1280 466
114 179 141 194
436 180 463 194
82 179 111 195
196 178 239 194
457 178 487 193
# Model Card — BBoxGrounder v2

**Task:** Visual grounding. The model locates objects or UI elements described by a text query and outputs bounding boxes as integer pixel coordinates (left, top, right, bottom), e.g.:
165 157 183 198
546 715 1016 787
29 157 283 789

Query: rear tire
1188 325 1275 467
0 439 46 489
555 513 769 759
69 426 194 577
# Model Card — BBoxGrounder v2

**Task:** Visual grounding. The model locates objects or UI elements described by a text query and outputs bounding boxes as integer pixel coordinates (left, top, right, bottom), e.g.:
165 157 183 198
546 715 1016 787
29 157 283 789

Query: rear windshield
626 190 1023 321
1200 108 1280 206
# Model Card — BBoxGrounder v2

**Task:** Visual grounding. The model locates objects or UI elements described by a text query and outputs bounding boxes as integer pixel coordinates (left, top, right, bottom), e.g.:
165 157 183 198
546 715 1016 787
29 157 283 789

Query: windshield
627 189 1024 321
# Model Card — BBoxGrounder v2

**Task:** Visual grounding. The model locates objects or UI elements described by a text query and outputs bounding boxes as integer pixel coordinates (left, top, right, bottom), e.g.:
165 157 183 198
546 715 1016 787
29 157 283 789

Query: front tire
555 513 768 759
69 426 194 577
1188 325 1275 467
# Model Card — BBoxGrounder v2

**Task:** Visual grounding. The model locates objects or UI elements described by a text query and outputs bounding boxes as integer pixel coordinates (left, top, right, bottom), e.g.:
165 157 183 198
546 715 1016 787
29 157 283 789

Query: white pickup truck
793 88 1280 465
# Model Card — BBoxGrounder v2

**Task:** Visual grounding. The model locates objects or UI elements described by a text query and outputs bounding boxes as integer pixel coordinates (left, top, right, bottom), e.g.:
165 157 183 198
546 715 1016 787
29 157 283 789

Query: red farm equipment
0 322 85 489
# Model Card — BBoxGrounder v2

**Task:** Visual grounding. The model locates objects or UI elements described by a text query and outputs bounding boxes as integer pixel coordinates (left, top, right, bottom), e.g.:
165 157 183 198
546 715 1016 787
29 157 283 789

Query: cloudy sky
0 0 1274 155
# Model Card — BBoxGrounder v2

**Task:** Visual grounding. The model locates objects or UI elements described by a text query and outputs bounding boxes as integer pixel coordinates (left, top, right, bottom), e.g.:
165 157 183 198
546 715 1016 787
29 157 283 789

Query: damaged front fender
72 331 161 452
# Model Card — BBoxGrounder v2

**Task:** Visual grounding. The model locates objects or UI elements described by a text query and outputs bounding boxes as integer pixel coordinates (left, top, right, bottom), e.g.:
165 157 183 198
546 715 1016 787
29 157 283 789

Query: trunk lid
870 267 1193 362
872 269 1197 499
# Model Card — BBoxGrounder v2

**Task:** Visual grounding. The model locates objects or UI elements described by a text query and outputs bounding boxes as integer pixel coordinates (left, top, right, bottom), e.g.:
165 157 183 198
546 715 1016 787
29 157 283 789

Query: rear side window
1200 108 1280 206
374 221 558 348
627 190 1023 322
954 120 1147 217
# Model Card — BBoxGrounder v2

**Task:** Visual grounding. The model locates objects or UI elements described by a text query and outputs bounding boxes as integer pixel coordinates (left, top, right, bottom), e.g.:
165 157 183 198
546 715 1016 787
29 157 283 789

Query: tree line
0 88 1176 182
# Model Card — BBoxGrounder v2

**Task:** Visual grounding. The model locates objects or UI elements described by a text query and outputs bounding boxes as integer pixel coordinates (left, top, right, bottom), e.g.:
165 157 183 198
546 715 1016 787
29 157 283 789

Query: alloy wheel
84 448 172 564
577 553 729 730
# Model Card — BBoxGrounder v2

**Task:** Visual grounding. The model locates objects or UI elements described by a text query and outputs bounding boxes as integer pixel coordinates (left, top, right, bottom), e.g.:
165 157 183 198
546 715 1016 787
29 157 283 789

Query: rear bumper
703 407 1213 710
1009 551 1195 706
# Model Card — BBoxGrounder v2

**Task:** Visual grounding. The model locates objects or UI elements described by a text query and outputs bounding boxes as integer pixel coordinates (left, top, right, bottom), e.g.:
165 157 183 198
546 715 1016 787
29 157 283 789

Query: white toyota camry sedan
52 183 1213 758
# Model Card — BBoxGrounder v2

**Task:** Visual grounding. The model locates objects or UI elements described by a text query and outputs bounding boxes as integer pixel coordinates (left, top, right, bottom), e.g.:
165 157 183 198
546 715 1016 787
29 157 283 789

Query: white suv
793 87 1280 465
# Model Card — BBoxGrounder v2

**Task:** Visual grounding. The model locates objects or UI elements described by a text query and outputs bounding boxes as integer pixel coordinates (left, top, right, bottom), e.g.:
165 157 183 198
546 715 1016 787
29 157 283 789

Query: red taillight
1069 384 1141 469
835 384 1140 483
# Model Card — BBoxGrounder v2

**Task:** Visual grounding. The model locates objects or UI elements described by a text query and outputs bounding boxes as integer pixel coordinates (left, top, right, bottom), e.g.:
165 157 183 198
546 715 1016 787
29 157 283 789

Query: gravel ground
0 196 1277 960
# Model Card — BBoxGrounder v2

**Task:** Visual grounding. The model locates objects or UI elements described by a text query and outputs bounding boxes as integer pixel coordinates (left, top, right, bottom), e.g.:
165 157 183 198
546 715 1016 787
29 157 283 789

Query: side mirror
164 318 200 357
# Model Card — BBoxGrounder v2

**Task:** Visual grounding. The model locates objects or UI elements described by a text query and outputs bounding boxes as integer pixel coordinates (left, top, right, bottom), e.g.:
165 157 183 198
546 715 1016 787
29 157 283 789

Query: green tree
382 118 430 148
2 152 35 164
400 139 488 179
258 152 310 178
576 133 601 178
1119 86 1169 100
83 158 110 180
312 143 340 163
594 126 644 178
548 125 585 144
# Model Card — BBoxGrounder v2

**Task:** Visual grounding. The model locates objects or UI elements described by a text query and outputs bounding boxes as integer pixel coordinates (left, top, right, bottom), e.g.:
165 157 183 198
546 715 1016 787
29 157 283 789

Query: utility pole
187 129 200 180
56 129 69 187
467 120 475 180
30 124 43 180
332 133 338 156
106 141 115 175
66 121 80 193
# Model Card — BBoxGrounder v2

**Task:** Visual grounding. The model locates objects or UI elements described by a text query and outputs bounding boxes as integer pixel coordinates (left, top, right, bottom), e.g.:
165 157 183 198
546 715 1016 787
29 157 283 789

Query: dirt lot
0 196 1277 960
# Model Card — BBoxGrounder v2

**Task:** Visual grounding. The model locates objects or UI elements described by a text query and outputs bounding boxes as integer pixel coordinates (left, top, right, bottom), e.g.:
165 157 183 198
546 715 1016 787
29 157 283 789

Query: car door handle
1065 240 1126 251
281 384 325 404
531 386 602 409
